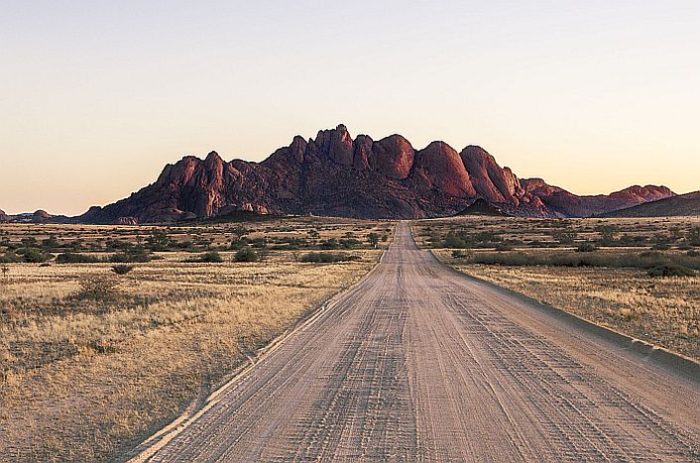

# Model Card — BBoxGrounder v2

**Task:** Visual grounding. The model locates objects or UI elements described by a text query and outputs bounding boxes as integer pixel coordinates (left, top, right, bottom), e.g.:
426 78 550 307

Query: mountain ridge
601 191 700 217
74 124 676 223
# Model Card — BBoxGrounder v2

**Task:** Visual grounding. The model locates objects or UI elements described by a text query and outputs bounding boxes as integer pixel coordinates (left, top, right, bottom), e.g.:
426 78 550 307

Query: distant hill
601 191 700 217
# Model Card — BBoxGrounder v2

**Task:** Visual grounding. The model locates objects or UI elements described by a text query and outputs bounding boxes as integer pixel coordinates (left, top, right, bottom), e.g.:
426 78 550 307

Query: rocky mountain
77 125 675 223
520 179 674 218
601 191 700 217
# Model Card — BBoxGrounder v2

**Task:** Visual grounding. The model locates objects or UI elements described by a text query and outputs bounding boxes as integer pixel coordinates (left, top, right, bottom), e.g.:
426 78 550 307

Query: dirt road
134 222 699 462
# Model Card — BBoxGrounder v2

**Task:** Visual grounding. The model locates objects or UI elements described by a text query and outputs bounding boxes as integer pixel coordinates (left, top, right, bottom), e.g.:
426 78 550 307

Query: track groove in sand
134 222 699 462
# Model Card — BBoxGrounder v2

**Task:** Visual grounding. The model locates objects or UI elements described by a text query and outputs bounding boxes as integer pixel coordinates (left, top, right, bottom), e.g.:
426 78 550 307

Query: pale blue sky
1 1 698 214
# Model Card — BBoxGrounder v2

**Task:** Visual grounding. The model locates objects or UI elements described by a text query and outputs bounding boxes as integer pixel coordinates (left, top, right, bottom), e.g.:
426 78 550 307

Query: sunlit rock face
77 125 675 223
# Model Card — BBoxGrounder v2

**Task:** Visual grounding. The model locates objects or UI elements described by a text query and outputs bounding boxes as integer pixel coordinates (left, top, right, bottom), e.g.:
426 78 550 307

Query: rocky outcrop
77 124 675 223
412 142 475 197
521 179 674 217
0 209 8 222
602 191 700 217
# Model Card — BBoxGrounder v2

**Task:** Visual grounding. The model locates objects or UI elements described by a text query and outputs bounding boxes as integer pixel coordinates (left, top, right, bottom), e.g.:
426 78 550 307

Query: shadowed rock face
77 125 675 223
0 209 8 222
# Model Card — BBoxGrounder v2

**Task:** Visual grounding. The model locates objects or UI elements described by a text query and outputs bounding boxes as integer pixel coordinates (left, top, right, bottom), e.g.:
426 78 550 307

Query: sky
1 0 698 215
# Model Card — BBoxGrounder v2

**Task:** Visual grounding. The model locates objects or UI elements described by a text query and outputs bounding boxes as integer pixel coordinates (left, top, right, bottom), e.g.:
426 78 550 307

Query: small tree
1 265 9 281
367 233 380 248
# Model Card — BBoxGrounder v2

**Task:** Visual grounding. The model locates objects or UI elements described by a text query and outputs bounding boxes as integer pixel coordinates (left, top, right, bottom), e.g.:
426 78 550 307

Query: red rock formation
521 179 674 217
412 142 475 197
460 146 523 204
77 125 675 222
370 135 415 180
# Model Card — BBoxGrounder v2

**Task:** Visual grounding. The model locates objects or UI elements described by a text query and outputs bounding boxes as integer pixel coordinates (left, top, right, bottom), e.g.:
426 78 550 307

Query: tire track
134 222 700 462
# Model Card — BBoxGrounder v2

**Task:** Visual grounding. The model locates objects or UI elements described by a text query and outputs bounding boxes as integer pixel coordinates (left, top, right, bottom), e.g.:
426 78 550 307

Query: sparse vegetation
233 247 260 262
418 216 700 360
576 242 598 253
56 252 101 264
16 247 52 263
0 218 390 462
188 251 224 263
647 264 695 278
76 274 121 301
300 252 361 263
111 264 134 275
450 249 700 271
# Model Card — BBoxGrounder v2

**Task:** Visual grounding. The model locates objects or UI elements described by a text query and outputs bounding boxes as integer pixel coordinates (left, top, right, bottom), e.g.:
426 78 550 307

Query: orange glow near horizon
1 1 698 215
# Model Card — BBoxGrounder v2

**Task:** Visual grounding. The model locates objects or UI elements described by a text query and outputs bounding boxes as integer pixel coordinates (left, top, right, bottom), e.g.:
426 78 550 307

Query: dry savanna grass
422 216 700 360
0 218 391 463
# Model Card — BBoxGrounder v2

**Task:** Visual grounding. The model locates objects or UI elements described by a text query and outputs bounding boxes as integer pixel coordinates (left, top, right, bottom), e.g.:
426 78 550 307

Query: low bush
56 253 101 264
109 249 151 263
647 265 695 278
111 264 134 275
234 247 259 262
17 247 52 263
576 243 598 253
198 252 224 263
451 249 473 259
76 274 121 301
300 252 361 263
459 250 700 271
0 252 22 264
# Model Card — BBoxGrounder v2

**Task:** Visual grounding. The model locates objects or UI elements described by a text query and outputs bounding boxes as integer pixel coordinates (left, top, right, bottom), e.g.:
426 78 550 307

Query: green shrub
443 234 468 249
300 253 361 263
647 265 695 278
56 253 101 264
199 252 224 263
234 247 259 262
17 247 51 263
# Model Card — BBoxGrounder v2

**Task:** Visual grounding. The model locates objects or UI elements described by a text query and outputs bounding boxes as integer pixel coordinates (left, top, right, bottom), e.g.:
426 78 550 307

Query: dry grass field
0 217 392 463
418 216 700 360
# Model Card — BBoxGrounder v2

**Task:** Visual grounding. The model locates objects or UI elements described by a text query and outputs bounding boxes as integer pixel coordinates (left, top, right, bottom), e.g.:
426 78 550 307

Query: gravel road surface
134 222 699 462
